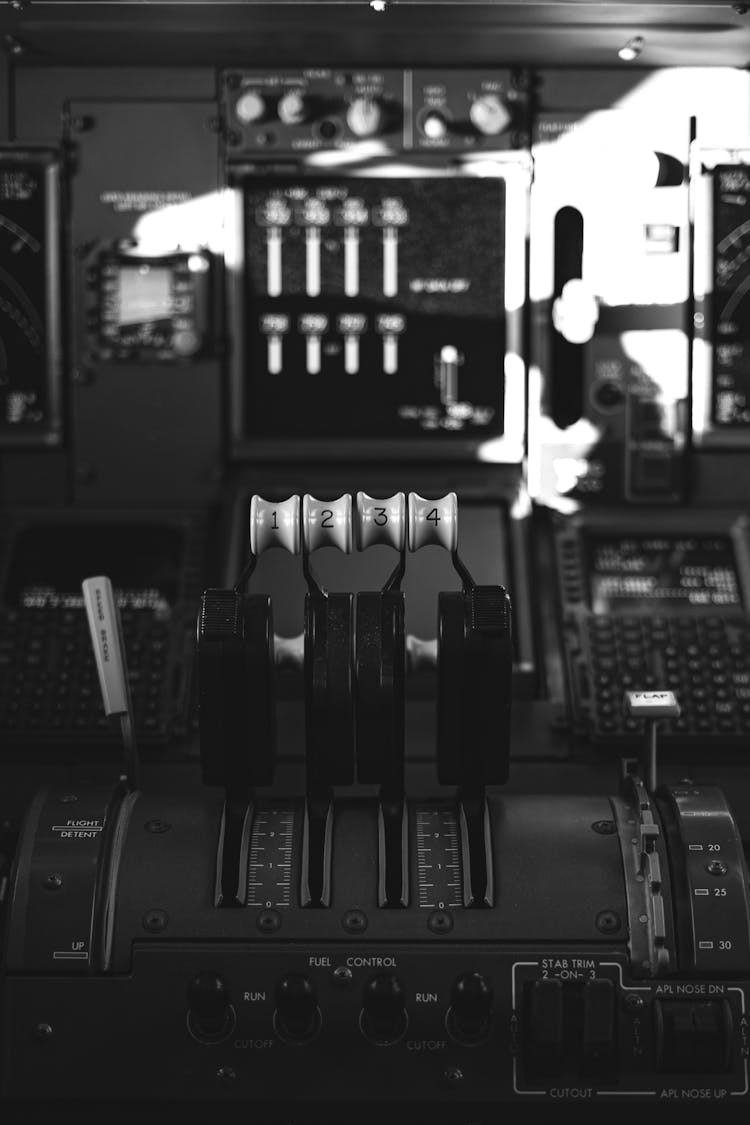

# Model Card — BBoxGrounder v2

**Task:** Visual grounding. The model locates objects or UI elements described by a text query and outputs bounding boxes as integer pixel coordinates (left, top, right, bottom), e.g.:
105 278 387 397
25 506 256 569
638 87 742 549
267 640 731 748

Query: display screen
116 265 172 326
4 525 184 610
712 166 750 427
587 534 742 614
0 154 59 443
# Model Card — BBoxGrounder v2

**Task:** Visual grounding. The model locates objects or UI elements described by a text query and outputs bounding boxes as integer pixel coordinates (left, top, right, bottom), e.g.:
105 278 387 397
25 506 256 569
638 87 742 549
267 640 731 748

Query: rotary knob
235 90 267 125
186 971 234 1040
278 90 310 126
361 974 408 1044
346 96 384 138
469 93 512 136
448 972 493 1041
275 974 320 1040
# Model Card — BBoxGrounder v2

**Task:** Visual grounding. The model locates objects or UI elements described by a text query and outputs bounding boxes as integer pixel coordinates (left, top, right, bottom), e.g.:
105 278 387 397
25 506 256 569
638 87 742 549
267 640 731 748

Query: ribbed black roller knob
186 971 233 1039
275 974 319 1040
361 974 407 1044
449 972 493 1040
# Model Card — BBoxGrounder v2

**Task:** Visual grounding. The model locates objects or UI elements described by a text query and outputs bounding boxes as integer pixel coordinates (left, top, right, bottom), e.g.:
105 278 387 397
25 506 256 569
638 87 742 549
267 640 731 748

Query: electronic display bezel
555 510 750 620
0 148 62 448
88 248 214 363
692 149 750 449
227 157 529 464
585 531 744 615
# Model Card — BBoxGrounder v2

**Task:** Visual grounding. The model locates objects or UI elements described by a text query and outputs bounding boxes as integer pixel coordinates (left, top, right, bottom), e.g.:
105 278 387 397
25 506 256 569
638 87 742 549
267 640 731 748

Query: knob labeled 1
250 495 301 556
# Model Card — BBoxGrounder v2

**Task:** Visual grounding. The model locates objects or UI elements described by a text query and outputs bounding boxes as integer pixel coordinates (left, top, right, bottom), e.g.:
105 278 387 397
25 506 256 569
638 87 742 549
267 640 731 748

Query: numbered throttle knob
250 495 300 556
303 494 352 554
448 972 493 1042
356 491 406 551
186 972 234 1040
361 974 408 1045
408 492 458 553
275 974 320 1040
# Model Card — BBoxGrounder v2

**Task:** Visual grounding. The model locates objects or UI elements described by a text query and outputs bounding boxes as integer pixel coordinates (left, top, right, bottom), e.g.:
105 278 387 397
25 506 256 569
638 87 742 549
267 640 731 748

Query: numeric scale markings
415 803 462 909
247 807 295 908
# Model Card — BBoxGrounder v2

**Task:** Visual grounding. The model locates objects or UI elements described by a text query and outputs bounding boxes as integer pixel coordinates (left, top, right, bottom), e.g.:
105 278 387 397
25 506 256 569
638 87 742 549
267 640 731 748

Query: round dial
235 90 266 125
277 90 309 126
469 93 512 136
346 96 384 138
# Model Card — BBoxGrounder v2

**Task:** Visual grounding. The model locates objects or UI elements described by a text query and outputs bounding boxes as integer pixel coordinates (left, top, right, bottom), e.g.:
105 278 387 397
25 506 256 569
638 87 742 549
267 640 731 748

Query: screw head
595 910 622 935
57 793 78 804
42 872 63 891
342 909 368 934
332 966 353 986
427 909 454 934
216 1066 236 1083
256 909 281 934
592 819 617 835
443 1066 464 1087
142 909 169 933
625 993 645 1011
33 1022 54 1041
144 819 171 834
707 860 728 877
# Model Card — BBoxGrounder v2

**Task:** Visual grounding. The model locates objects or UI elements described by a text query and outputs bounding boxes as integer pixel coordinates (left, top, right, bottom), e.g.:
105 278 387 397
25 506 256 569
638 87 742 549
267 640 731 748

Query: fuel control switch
361 973 408 1045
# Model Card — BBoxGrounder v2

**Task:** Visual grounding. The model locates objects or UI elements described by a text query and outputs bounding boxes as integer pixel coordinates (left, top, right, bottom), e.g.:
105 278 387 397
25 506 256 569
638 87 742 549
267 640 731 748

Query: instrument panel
0 21 750 1124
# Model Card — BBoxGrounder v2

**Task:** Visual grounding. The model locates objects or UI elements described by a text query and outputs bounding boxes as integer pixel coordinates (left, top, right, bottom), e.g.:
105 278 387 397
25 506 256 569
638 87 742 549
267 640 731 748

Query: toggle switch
522 979 564 1083
274 974 320 1040
654 998 733 1074
298 313 329 375
337 313 368 375
361 974 408 1045
187 972 234 1041
373 197 408 298
581 977 617 1083
334 196 369 297
448 972 493 1042
376 312 405 374
435 344 462 407
257 195 292 298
